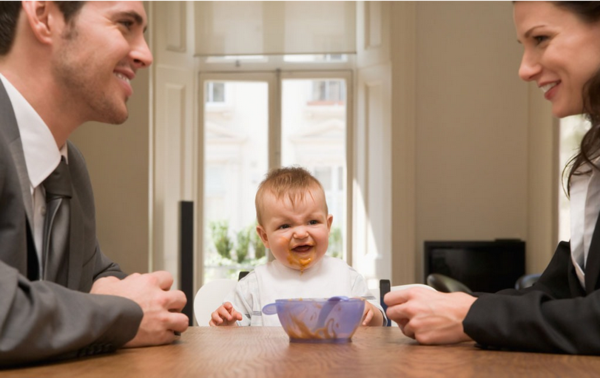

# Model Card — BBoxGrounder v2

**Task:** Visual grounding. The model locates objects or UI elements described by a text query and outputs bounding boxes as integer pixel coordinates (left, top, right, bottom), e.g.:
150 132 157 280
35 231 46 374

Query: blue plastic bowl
262 297 365 343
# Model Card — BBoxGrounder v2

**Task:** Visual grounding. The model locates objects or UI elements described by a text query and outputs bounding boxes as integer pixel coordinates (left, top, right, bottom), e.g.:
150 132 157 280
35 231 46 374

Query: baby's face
256 188 333 272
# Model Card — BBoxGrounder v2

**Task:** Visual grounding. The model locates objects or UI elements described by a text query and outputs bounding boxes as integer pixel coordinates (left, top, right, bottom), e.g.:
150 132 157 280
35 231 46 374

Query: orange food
287 249 316 273
286 308 337 340
284 302 338 340
279 300 363 342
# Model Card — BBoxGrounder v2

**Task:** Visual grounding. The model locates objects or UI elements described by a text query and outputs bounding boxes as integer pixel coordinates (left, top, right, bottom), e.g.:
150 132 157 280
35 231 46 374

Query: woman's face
514 2 600 118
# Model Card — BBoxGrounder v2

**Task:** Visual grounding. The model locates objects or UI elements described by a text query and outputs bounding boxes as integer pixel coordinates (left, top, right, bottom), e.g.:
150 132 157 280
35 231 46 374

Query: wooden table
3 327 600 377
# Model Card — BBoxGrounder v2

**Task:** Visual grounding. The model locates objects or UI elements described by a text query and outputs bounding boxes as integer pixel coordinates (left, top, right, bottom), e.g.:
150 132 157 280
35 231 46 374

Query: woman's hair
0 1 84 56
555 2 600 193
255 167 327 226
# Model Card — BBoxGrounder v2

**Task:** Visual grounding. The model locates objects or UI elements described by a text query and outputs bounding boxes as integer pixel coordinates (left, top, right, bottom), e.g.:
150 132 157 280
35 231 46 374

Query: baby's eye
308 220 319 225
278 224 290 230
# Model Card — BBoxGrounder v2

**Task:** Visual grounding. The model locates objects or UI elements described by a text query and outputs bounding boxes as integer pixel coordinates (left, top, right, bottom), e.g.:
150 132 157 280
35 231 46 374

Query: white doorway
198 71 353 285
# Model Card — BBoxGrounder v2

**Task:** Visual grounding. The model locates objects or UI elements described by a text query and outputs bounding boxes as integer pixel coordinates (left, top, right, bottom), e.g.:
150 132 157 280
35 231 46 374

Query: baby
210 167 385 327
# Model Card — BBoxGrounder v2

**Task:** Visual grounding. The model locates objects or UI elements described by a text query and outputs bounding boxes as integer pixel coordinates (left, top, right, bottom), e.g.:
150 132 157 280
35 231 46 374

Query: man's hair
255 167 328 226
0 1 84 56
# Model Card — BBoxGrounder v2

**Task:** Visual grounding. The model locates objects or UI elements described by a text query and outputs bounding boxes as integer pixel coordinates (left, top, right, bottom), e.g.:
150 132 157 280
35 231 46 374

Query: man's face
51 1 153 124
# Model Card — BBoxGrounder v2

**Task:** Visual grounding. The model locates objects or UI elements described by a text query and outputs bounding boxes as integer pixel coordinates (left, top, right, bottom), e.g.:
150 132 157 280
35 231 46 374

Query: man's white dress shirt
0 73 67 278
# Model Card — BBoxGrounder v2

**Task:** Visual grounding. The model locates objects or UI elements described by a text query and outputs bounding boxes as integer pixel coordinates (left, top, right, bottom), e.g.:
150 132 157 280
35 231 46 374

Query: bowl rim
274 297 364 303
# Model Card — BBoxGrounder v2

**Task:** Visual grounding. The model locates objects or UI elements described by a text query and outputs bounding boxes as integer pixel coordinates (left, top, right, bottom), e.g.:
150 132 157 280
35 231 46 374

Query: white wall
416 1 528 243
390 2 554 284
71 1 557 284
70 67 150 275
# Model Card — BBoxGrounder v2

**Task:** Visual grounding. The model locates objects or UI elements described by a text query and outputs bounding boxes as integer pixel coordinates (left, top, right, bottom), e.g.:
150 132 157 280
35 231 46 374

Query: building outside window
206 82 226 104
310 80 346 104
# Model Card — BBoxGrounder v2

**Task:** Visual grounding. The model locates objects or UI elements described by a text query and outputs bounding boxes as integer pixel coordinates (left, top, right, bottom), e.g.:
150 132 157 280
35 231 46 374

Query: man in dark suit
0 1 188 366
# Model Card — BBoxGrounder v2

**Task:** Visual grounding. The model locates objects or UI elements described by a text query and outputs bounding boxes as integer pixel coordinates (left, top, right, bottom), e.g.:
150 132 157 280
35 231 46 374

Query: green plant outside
250 222 266 259
209 220 233 260
206 221 344 282
235 227 251 264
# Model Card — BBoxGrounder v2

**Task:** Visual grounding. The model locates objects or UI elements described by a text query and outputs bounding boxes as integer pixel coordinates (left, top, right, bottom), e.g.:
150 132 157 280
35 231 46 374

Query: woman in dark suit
385 1 600 354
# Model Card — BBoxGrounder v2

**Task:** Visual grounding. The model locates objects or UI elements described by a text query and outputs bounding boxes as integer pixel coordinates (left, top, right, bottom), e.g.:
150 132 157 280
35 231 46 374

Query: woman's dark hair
556 2 600 194
0 1 84 56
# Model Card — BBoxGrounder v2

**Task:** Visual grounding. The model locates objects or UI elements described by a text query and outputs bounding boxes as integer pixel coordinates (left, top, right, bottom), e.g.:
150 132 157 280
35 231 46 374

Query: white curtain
194 1 356 56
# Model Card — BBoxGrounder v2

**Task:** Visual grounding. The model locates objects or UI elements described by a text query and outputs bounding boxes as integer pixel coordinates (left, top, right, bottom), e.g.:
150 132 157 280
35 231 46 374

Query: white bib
255 256 353 326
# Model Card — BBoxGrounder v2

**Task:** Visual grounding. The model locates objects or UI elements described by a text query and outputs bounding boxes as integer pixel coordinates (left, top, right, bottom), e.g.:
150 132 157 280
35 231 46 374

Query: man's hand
209 302 242 326
384 287 476 344
91 271 188 347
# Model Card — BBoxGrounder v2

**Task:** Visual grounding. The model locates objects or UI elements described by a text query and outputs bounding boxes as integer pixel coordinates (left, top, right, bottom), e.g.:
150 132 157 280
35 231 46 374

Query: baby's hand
361 301 384 326
209 302 243 326
362 301 374 326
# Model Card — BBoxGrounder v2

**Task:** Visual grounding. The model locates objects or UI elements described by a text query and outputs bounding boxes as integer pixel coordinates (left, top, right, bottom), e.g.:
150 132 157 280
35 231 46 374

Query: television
424 239 525 293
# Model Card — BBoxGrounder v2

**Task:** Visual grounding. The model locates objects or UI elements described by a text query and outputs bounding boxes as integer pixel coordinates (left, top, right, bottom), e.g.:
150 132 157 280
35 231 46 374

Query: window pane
283 54 348 63
205 55 268 64
328 80 340 101
204 81 269 284
309 79 346 104
314 167 332 191
206 82 225 103
281 78 347 260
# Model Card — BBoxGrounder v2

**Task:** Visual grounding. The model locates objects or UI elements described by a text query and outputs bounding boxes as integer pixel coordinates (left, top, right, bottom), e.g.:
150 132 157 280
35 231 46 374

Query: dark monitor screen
424 240 525 293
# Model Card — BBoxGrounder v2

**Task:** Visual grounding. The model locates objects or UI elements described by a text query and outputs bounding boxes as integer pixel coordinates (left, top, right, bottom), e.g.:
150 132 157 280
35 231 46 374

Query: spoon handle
262 303 278 315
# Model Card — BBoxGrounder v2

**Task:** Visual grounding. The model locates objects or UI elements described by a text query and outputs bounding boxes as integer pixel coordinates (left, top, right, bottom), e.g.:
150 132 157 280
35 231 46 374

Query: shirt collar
0 73 68 189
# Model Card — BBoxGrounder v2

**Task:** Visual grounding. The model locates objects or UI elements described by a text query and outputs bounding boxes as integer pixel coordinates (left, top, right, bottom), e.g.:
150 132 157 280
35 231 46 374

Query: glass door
199 71 351 284
281 76 349 260
200 74 275 283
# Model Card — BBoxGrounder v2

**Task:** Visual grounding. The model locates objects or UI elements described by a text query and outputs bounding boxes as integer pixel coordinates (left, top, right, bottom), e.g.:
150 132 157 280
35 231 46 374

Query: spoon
261 296 350 317
315 296 349 329
262 302 278 315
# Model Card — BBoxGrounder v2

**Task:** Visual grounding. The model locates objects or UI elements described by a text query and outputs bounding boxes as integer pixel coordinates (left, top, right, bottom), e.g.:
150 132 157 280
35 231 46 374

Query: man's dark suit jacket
464 232 600 354
0 80 143 366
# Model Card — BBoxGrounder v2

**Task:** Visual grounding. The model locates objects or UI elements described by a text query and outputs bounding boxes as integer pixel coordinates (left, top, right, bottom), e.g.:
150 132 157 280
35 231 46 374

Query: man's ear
21 1 59 46
256 225 270 249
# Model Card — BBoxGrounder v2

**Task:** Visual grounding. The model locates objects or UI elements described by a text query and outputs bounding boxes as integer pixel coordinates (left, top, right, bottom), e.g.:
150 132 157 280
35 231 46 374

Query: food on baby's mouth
287 247 315 273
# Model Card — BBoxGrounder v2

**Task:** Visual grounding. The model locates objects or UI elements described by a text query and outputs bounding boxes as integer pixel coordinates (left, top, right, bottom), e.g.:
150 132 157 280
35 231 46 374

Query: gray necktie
42 157 72 285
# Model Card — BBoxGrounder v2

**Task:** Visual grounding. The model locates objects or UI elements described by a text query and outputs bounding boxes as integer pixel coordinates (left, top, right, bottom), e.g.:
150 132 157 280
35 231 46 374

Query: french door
197 71 352 285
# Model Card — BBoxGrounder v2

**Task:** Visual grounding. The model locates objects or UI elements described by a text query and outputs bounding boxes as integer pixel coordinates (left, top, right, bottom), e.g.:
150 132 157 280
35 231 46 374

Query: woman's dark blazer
464 229 600 354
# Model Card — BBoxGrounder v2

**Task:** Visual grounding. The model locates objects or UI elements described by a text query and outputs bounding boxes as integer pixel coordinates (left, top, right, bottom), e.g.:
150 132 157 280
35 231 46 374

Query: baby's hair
255 167 328 226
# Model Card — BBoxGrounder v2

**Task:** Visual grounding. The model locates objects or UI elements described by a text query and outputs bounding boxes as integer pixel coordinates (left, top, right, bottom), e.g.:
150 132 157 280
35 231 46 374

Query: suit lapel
9 139 34 226
585 211 600 293
1 80 84 289
0 80 35 227
66 148 83 289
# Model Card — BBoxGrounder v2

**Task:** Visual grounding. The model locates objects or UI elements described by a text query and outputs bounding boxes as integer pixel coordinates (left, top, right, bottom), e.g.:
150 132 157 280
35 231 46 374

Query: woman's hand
384 287 476 344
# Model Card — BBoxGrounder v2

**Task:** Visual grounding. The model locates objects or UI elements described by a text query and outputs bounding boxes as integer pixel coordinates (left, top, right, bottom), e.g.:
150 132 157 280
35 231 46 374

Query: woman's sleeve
463 241 600 354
